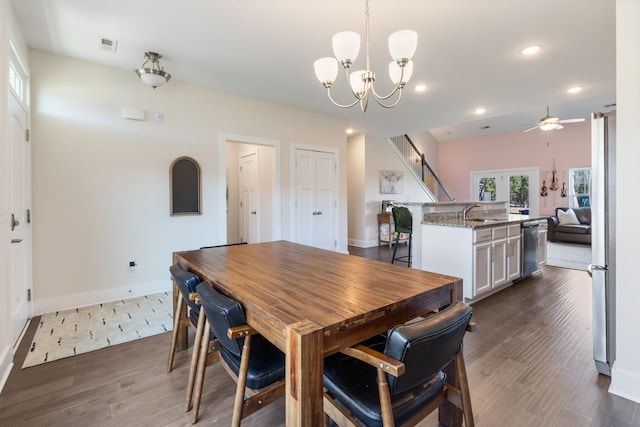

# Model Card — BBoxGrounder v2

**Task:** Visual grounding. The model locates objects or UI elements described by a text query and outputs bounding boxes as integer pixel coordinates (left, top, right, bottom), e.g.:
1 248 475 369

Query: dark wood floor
1 246 639 426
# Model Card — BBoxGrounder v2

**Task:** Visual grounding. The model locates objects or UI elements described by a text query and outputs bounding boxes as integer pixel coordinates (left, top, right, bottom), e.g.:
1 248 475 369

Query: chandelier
135 51 172 89
313 0 417 112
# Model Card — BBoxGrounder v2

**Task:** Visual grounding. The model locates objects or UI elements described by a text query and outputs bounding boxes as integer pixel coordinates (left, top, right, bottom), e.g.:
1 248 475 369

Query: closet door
294 149 336 251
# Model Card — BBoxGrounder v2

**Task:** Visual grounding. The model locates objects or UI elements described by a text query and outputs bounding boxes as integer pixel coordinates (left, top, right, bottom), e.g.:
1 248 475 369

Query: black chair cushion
385 301 472 395
323 334 445 427
170 264 202 313
196 282 285 390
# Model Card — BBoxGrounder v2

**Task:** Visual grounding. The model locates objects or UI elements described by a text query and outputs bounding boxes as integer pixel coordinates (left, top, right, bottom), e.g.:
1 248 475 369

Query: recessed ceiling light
474 107 486 115
567 86 583 94
346 128 354 135
414 84 427 92
520 45 541 55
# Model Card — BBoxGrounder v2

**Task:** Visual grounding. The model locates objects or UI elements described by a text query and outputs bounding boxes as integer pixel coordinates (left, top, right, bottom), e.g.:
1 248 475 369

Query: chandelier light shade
135 51 171 89
313 0 417 112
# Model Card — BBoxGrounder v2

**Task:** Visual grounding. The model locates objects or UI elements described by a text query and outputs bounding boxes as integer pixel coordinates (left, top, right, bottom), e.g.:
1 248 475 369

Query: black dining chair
194 281 285 426
323 301 475 427
391 206 413 267
168 264 219 415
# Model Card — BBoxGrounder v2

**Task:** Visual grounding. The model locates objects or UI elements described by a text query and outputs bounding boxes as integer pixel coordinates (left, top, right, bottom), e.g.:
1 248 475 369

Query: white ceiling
10 0 616 140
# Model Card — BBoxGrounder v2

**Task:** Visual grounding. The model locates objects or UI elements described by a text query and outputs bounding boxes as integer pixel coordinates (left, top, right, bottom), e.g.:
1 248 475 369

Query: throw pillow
558 208 580 224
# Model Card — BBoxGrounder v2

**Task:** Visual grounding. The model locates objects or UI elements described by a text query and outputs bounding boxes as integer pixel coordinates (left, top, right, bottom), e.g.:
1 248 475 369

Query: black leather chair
195 281 285 427
167 264 219 418
391 206 413 267
323 301 475 427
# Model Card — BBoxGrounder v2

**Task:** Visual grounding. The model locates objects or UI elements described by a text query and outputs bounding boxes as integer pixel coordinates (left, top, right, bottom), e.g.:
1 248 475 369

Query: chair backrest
170 264 201 312
391 206 412 233
384 301 472 395
196 281 247 357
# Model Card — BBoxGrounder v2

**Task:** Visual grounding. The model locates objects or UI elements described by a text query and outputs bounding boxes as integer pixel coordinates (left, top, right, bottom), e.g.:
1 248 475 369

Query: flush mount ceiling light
520 45 542 56
135 51 171 89
313 0 417 112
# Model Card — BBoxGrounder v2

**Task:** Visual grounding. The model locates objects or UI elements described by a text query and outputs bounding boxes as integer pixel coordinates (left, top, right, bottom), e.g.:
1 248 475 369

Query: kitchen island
420 202 547 302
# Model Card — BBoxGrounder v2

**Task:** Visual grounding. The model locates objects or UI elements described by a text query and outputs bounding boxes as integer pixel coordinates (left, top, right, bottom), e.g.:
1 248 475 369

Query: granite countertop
422 214 549 229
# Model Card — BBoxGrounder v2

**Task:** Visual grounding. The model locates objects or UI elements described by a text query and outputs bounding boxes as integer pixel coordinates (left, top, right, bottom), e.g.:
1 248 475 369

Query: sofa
547 207 591 245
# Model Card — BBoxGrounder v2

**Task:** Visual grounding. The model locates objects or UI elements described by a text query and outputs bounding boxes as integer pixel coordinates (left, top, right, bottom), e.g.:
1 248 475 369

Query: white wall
348 134 434 248
347 135 366 246
29 50 348 315
407 130 440 174
611 0 640 403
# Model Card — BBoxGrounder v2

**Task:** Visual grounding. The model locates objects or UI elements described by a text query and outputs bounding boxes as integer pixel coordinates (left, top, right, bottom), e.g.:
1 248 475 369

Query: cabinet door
538 229 548 264
473 241 492 296
507 236 522 282
492 238 508 287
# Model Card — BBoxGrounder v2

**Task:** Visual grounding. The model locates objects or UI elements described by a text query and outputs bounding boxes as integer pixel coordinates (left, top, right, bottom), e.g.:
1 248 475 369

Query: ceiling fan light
388 60 413 85
540 123 556 131
388 30 418 61
314 57 339 84
333 31 361 65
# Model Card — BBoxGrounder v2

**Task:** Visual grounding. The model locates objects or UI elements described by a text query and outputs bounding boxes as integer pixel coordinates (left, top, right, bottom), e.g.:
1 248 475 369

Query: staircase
388 135 454 202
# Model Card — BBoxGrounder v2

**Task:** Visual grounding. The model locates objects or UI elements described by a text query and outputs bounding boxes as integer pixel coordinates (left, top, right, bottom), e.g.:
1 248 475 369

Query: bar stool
391 206 413 267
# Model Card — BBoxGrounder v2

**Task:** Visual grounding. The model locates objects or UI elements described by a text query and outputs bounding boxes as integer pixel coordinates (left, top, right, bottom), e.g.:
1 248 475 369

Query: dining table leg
285 320 324 426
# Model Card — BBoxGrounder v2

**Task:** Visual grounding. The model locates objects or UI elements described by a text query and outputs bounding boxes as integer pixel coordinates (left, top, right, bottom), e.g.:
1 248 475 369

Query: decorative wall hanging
170 156 202 215
380 170 403 194
540 180 548 197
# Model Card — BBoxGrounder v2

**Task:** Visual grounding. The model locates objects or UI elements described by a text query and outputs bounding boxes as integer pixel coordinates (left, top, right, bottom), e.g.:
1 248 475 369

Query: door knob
11 213 20 231
11 239 23 244
251 211 257 215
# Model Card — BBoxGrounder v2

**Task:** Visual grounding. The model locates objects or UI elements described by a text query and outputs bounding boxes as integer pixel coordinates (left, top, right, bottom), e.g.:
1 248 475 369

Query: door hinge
27 209 31 223
28 289 32 302
26 129 30 142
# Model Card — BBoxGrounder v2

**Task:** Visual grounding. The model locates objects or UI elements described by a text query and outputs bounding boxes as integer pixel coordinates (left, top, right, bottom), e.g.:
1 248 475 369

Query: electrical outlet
129 261 137 271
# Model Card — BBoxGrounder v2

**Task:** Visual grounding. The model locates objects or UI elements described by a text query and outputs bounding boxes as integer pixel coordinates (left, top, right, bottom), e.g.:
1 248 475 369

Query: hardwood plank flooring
1 246 638 426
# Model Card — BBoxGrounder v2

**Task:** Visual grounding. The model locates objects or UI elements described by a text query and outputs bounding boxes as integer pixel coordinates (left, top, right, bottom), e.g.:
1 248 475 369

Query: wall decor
170 156 202 215
380 170 403 194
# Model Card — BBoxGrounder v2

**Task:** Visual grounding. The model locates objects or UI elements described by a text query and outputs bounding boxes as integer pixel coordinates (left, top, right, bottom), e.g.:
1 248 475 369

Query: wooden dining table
173 241 464 426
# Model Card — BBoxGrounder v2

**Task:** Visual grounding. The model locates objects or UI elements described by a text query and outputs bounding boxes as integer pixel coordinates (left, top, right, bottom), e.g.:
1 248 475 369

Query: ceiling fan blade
558 118 586 123
555 124 564 130
523 125 539 133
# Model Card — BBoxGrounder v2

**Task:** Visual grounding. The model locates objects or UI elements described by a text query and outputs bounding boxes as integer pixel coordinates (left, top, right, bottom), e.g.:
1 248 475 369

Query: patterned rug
546 241 592 271
22 292 173 368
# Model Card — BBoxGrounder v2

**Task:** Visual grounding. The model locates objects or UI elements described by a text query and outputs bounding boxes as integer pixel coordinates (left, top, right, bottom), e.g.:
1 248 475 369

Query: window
569 168 591 207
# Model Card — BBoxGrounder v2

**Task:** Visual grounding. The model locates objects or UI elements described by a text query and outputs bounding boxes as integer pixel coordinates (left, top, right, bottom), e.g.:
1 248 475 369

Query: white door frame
470 167 540 216
218 133 281 244
290 143 339 250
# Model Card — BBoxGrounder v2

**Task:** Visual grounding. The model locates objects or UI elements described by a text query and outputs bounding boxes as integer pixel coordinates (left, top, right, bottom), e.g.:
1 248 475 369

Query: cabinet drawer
492 226 507 239
474 228 492 242
508 225 521 236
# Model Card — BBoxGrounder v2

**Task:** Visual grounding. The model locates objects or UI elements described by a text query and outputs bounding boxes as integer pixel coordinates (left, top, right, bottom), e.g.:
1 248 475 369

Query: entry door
295 149 336 250
471 168 539 216
9 91 32 344
239 150 259 243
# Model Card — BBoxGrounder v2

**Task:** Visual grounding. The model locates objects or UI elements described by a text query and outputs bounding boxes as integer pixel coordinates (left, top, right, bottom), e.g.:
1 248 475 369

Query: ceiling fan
523 106 585 133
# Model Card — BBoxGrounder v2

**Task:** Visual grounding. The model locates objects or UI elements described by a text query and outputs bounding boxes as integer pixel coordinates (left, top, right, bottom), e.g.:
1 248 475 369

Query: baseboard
610 362 640 404
0 344 14 395
348 239 380 248
32 280 172 316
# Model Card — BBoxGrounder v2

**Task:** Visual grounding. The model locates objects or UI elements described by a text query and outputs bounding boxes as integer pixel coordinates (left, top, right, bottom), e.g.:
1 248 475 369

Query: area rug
22 292 173 368
546 241 592 271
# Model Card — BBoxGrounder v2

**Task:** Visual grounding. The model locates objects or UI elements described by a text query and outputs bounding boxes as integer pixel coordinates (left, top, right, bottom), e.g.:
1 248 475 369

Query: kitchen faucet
463 203 481 220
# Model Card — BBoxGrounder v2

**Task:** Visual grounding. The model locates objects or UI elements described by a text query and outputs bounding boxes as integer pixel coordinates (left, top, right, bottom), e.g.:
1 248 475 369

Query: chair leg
231 334 253 427
168 295 185 372
191 321 212 424
407 232 412 268
185 310 206 411
455 351 474 427
391 233 400 264
376 368 394 427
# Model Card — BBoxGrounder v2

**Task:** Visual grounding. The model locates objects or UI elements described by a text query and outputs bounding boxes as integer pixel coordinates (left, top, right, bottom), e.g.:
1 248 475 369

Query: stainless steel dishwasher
521 220 539 277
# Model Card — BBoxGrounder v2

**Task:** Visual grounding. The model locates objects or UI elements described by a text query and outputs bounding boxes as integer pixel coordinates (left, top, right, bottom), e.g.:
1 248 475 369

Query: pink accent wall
438 121 591 216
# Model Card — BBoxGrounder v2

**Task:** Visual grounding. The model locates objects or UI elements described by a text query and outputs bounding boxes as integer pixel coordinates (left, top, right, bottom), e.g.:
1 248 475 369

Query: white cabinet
506 225 522 282
491 226 508 287
537 220 548 264
473 241 492 295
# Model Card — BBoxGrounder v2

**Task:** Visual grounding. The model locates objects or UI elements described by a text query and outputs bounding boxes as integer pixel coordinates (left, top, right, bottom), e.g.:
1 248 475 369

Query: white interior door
294 149 336 250
9 90 31 345
239 150 260 243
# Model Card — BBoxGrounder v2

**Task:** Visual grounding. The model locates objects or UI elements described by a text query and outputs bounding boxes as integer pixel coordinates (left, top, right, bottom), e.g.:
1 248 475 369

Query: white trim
610 363 640 403
348 238 379 248
0 345 14 395
32 280 171 316
218 133 282 243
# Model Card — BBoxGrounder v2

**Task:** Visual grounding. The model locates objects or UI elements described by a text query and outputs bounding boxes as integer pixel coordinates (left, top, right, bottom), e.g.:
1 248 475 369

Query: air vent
98 37 118 53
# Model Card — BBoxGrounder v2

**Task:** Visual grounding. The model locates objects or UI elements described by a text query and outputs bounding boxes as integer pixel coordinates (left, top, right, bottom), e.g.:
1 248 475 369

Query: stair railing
389 134 455 202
